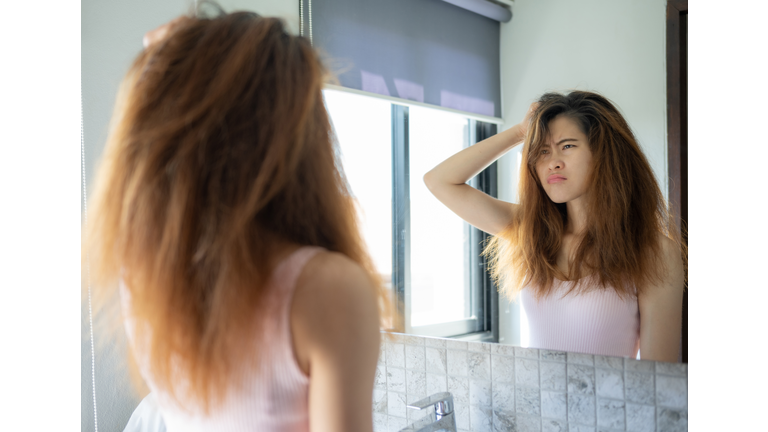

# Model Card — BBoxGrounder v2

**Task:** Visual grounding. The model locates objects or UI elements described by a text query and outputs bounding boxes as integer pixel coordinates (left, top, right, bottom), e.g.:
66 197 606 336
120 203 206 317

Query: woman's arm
423 103 537 236
291 251 381 432
637 236 686 362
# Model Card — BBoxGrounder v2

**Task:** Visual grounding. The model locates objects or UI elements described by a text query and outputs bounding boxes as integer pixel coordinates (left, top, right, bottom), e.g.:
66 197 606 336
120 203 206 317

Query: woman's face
534 115 594 204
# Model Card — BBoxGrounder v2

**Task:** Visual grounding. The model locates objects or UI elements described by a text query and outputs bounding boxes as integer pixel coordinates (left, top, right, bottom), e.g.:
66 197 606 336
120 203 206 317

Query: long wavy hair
484 91 686 300
84 8 391 412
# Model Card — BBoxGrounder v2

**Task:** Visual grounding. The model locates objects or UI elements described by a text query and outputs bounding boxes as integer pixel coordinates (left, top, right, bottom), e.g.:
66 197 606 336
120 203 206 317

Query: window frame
389 104 499 341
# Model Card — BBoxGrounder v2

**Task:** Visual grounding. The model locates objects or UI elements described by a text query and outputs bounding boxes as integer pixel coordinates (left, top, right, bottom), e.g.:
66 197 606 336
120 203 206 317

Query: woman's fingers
143 16 189 48
519 102 540 137
524 102 539 124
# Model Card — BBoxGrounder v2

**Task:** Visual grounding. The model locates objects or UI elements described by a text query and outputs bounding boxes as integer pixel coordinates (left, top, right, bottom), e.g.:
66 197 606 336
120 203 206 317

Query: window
323 89 393 288
323 88 498 340
408 106 470 329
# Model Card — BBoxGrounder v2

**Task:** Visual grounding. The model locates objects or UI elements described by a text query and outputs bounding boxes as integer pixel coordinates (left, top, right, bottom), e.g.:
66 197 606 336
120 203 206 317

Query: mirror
318 1 686 364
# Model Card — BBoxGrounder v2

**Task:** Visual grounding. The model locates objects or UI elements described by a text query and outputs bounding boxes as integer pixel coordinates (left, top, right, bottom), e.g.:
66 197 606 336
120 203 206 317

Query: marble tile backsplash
374 333 687 432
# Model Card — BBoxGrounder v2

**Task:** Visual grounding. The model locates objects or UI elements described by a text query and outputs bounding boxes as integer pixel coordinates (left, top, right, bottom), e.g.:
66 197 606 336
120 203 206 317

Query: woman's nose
549 158 563 170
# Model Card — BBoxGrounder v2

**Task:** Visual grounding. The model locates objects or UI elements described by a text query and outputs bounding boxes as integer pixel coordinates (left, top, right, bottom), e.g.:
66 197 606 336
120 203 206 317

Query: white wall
495 0 668 346
81 2 298 431
82 0 298 195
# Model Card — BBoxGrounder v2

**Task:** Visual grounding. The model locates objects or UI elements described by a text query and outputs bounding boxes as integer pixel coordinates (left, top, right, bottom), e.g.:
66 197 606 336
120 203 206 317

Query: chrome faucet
398 392 457 432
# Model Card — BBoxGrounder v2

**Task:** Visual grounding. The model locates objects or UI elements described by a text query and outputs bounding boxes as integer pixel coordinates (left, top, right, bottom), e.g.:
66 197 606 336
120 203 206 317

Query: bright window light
409 105 471 327
322 89 393 285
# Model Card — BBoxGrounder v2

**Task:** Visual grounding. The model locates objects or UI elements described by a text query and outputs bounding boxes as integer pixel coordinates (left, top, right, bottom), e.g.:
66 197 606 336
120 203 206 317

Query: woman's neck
565 198 589 235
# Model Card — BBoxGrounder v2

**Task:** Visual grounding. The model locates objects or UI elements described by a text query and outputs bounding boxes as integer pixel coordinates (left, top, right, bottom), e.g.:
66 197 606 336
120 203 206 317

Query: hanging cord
82 89 98 432
299 0 312 43
308 0 313 44
299 0 304 37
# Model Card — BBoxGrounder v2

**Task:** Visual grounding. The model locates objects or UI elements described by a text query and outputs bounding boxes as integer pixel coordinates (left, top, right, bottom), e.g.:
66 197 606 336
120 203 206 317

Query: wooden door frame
666 0 687 362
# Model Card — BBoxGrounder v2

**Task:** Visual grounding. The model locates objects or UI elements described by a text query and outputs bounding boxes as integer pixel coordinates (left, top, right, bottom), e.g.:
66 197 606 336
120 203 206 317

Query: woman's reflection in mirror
424 91 686 363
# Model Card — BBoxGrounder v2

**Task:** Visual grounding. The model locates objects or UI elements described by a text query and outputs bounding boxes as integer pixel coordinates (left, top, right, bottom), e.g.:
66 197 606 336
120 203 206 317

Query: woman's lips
547 175 566 184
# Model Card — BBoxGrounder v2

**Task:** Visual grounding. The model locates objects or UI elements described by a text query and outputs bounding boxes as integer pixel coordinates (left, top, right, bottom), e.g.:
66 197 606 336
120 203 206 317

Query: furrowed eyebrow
555 138 578 145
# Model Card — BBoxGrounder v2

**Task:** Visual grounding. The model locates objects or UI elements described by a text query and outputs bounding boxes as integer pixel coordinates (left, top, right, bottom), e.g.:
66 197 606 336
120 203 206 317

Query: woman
85 8 389 432
424 91 685 362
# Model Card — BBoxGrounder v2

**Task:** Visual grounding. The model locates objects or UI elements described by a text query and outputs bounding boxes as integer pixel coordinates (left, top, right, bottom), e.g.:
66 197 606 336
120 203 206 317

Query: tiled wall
374 333 687 432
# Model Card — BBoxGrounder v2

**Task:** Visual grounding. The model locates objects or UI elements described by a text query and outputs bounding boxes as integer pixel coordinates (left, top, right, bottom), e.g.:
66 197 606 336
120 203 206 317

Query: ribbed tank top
520 278 640 358
121 246 324 432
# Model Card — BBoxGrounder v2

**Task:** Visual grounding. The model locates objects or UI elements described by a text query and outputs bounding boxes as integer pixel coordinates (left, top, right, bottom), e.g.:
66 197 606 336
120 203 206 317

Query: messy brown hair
484 91 686 300
84 8 390 412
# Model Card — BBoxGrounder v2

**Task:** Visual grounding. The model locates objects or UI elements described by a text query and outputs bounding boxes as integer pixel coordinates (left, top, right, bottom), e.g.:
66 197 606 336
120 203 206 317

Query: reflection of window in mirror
409 107 471 328
323 88 498 339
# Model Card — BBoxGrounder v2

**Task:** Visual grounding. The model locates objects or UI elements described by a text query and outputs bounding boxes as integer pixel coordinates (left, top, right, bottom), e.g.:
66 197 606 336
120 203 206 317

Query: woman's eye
563 144 575 150
540 149 548 155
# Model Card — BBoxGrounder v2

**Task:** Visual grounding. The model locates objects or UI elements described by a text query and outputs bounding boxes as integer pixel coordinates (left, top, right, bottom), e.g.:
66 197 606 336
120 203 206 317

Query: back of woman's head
485 90 685 300
85 7 385 411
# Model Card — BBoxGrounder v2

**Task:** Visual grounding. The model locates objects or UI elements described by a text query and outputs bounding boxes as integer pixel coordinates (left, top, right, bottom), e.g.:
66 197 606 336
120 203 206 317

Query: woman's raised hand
517 102 540 139
422 102 534 235
143 16 190 48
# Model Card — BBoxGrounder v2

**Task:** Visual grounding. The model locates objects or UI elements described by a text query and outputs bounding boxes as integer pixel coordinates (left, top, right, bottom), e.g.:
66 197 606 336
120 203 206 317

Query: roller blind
301 0 502 118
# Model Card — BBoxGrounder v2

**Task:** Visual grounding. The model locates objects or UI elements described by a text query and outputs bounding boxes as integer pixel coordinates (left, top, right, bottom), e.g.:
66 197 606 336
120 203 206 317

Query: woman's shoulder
299 250 371 289
292 249 379 330
636 234 685 298
655 233 684 268
656 233 677 250
290 250 381 373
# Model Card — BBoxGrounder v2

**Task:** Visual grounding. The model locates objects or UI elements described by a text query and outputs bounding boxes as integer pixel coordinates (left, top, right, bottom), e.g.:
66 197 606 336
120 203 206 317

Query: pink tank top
520 278 640 358
121 246 324 432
